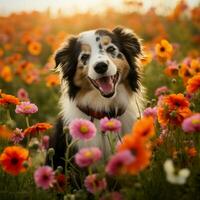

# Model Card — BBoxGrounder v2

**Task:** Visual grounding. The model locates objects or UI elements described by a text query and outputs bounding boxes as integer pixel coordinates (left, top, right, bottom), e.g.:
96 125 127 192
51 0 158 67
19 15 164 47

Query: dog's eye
80 54 90 63
106 46 116 53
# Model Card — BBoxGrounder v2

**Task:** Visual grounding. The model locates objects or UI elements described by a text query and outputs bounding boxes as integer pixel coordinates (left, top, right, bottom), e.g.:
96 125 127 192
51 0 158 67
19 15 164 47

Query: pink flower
69 119 96 140
84 174 107 194
17 88 29 101
41 135 50 150
75 147 102 168
155 86 169 97
10 128 24 144
15 101 38 115
34 166 55 190
100 117 121 133
182 114 200 133
143 107 157 121
106 150 134 176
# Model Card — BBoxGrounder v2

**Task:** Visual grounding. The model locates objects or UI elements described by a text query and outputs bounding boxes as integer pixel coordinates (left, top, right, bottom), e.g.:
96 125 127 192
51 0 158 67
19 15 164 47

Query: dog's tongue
96 76 113 95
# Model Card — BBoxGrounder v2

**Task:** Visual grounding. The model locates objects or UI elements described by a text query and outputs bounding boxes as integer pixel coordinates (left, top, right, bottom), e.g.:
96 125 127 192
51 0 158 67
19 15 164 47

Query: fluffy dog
48 27 144 168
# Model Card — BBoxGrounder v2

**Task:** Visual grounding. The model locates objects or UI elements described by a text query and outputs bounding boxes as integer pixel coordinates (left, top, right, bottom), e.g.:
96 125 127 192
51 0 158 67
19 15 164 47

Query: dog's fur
47 27 144 168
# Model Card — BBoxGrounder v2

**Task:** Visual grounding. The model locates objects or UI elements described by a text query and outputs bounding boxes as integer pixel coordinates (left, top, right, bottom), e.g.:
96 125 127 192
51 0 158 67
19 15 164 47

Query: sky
0 0 199 16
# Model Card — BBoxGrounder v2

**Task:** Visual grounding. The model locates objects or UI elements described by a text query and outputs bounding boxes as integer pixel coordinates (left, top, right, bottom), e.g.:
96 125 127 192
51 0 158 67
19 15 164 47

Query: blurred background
0 0 199 126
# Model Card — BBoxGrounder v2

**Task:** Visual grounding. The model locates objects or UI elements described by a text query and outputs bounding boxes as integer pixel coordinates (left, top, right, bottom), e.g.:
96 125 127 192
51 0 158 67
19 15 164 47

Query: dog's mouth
88 73 119 98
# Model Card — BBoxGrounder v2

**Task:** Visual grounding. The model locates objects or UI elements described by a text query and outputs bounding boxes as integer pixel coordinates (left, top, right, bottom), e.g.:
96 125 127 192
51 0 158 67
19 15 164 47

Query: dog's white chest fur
60 83 142 150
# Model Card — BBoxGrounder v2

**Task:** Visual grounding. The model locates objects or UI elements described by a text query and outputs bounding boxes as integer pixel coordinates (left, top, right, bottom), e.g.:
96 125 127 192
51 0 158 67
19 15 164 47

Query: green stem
117 133 122 143
65 139 78 175
107 134 114 154
6 109 12 121
25 116 30 146
25 116 30 127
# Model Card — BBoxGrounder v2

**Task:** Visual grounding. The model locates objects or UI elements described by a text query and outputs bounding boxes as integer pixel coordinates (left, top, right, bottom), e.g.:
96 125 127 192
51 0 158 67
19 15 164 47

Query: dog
47 27 144 168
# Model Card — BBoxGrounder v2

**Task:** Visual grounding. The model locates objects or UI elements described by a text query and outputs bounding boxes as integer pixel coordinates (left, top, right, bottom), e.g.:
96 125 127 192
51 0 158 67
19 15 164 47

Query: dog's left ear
112 26 142 91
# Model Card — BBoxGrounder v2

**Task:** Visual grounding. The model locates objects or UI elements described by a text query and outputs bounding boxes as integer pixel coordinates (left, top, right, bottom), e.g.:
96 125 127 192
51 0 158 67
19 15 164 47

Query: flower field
0 1 200 200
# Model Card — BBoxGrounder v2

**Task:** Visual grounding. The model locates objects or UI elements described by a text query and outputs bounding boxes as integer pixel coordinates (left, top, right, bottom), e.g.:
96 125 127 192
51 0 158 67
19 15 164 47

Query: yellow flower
155 39 173 61
0 66 13 82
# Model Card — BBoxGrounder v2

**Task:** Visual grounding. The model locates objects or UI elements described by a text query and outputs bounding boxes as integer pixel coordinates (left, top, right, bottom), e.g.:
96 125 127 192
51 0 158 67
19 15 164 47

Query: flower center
80 124 89 134
192 119 200 125
24 105 32 110
11 157 19 165
160 47 165 52
106 121 115 128
84 151 92 158
42 173 50 181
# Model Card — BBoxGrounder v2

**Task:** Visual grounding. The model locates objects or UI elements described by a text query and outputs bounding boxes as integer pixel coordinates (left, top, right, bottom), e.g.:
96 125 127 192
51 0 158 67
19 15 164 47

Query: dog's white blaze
78 30 117 80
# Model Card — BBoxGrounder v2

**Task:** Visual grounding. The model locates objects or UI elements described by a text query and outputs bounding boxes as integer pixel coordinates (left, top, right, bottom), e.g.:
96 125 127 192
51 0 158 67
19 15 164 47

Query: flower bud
48 148 55 158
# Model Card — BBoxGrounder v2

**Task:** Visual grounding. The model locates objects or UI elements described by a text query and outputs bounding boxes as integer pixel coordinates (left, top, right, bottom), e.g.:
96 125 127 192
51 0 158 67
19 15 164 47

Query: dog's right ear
54 36 81 99
54 36 79 69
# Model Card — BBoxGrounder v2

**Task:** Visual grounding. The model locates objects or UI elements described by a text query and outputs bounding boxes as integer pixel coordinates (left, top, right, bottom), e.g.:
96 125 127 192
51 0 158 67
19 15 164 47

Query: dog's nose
94 62 108 74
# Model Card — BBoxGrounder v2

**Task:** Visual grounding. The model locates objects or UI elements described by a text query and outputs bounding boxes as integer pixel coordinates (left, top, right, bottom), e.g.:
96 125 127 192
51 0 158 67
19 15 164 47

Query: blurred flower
164 62 179 77
46 74 60 87
0 48 4 57
155 86 169 97
132 117 155 139
54 174 68 192
157 93 192 126
186 74 200 94
10 128 24 144
23 123 52 136
0 66 13 82
0 146 29 176
164 159 190 185
34 166 55 190
75 147 102 168
100 117 121 133
182 113 200 133
117 134 151 175
143 107 157 121
0 125 12 140
155 39 173 61
185 147 197 157
17 88 29 101
41 135 50 150
15 101 38 115
106 150 134 176
28 41 42 56
84 174 107 194
69 119 96 140
140 51 153 66
0 93 20 106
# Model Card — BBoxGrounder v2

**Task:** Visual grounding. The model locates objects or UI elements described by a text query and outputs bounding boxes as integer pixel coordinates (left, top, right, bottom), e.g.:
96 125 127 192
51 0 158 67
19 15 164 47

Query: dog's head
55 27 142 99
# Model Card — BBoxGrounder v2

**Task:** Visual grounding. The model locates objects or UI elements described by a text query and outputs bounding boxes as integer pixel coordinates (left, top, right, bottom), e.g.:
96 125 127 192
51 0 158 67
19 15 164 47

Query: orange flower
0 146 29 176
179 63 193 84
132 117 155 140
186 74 200 94
155 39 173 61
118 134 151 175
164 65 179 77
46 74 60 87
0 93 20 106
23 123 53 136
157 93 192 126
186 147 197 158
0 66 13 82
28 41 42 56
140 51 153 66
0 125 12 140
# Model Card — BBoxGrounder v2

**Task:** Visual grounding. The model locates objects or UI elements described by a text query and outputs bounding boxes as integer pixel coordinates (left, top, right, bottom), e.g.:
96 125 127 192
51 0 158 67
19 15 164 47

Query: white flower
164 159 190 185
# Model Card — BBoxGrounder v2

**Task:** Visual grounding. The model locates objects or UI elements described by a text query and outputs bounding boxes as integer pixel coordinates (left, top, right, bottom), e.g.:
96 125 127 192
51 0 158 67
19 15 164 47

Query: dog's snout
94 62 108 74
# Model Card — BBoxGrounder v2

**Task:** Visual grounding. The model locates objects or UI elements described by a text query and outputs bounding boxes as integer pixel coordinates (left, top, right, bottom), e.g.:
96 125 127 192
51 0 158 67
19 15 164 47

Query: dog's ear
112 26 142 92
54 36 81 99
